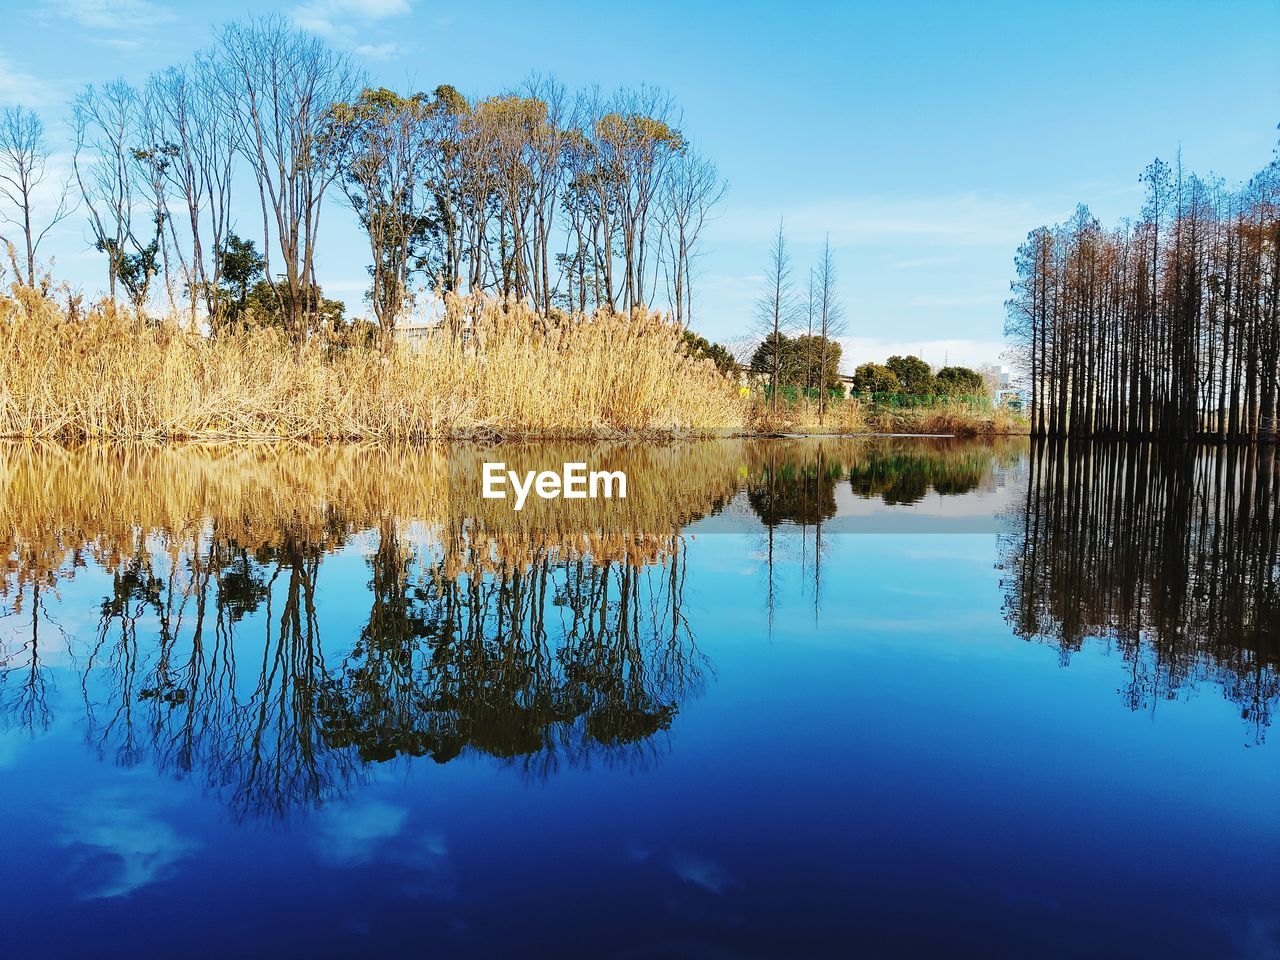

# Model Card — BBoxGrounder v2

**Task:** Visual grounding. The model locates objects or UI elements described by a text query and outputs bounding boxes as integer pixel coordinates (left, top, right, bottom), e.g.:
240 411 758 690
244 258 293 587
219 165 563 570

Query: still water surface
0 438 1276 958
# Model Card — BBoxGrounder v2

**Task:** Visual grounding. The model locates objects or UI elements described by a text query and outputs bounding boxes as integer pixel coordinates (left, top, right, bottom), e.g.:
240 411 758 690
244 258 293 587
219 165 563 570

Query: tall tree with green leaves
325 87 437 348
887 354 936 395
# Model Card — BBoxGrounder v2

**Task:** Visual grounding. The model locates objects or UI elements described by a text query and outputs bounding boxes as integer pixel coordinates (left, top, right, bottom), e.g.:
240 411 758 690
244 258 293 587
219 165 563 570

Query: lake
1 438 1276 959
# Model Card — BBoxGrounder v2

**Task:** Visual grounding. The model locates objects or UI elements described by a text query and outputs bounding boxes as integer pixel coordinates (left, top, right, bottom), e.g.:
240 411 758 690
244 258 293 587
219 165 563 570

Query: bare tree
72 79 140 303
815 236 847 425
471 93 539 302
216 15 361 342
1005 140 1279 440
455 98 501 296
132 106 178 317
145 56 238 324
35 36 731 331
803 266 817 391
419 84 469 295
658 147 725 326
521 74 570 318
754 218 798 411
0 106 72 288
587 86 683 312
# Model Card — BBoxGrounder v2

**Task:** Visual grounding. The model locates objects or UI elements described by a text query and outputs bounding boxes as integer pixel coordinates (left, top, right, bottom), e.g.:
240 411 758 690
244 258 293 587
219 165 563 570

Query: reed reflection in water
0 442 729 819
0 436 1275 826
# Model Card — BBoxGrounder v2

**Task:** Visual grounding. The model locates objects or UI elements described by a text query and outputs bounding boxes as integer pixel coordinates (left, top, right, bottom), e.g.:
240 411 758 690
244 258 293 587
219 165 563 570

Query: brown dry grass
0 288 1025 441
0 291 746 441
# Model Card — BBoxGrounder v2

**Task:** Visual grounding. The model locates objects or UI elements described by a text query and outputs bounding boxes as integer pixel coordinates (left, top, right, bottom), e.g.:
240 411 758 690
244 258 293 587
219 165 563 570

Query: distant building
392 300 455 349
394 322 437 348
994 388 1028 411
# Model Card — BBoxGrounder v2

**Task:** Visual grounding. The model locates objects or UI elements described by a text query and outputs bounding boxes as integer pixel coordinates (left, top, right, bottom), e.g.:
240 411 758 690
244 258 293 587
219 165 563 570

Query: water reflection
0 443 733 819
1 437 1276 824
744 437 1025 525
1001 441 1280 742
325 524 701 771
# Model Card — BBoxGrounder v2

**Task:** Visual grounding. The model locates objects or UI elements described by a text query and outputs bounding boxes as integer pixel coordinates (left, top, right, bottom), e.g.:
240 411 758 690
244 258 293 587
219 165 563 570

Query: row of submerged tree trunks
1007 153 1280 443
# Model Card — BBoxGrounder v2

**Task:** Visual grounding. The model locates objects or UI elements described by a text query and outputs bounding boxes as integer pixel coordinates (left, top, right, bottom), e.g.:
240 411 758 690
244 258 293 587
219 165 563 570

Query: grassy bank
0 293 743 440
747 393 1026 438
0 291 1025 441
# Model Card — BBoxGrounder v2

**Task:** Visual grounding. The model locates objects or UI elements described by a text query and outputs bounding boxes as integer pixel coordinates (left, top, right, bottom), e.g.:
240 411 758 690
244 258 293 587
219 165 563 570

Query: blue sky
2 0 1277 367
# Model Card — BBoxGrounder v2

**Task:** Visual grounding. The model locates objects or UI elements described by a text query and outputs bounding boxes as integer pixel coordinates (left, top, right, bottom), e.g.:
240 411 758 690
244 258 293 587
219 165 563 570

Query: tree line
848 355 987 398
0 14 725 348
1005 141 1280 441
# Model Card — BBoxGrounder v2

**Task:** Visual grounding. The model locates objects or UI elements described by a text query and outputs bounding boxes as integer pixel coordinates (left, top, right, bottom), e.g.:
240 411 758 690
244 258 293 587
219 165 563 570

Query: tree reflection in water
2 437 1277 822
324 522 700 776
60 522 702 820
742 438 1024 626
0 443 729 819
1001 441 1280 742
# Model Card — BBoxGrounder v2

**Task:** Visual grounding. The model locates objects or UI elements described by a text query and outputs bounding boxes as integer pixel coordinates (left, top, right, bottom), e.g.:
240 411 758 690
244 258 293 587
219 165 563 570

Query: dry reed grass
0 292 746 441
0 436 1027 622
0 288 1025 441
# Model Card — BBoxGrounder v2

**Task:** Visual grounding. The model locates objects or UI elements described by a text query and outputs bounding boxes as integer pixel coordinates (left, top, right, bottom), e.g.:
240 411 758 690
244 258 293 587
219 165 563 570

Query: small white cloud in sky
837 335 1008 371
0 56 51 107
892 255 963 270
353 42 401 61
296 0 411 20
670 852 736 895
42 0 177 31
718 191 1066 249
292 0 413 48
0 729 27 770
907 292 1004 308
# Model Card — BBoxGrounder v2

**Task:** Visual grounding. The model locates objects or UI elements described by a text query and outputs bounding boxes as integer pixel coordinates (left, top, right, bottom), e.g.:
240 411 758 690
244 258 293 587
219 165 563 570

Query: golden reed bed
0 294 745 441
0 292 1022 441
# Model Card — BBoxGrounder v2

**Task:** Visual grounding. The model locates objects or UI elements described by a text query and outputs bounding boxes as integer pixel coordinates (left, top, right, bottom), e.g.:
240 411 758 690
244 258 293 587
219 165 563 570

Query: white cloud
353 42 401 61
292 0 413 54
891 255 963 270
717 191 1065 250
41 0 177 31
92 36 145 50
0 729 26 770
670 852 735 895
314 799 408 866
725 334 1009 372
296 0 411 20
0 57 50 107
322 278 373 295
907 292 1005 308
837 335 1009 371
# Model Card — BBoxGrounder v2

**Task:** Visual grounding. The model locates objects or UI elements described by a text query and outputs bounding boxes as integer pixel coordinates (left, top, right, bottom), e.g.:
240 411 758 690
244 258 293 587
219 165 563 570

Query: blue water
0 439 1275 959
